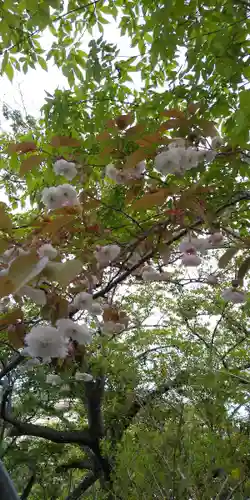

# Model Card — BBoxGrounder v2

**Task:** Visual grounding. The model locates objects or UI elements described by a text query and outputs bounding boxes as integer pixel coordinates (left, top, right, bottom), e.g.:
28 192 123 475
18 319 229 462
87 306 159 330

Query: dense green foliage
0 1 250 499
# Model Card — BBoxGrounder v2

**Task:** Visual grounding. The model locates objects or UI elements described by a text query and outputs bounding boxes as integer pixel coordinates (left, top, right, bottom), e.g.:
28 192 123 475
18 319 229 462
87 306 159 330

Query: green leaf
218 248 239 268
4 61 14 81
237 256 250 284
38 56 48 71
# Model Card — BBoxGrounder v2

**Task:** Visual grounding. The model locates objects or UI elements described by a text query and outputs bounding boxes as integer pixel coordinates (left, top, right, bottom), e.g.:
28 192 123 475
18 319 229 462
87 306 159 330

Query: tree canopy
1 1 250 499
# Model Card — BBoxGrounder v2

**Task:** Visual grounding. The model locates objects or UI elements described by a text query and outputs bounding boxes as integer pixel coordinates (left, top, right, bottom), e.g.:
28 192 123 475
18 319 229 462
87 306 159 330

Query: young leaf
0 308 23 327
8 141 37 154
0 276 14 299
160 108 185 119
51 136 82 148
20 154 45 176
132 189 170 210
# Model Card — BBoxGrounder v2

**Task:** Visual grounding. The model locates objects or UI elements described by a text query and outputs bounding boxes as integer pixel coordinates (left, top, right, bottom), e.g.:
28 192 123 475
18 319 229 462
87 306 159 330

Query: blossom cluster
42 184 79 210
105 161 145 184
24 318 92 360
154 139 217 176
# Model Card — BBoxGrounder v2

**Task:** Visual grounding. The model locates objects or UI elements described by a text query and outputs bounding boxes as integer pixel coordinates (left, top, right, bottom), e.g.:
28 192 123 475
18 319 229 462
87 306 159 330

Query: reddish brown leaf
41 214 75 235
135 132 163 147
8 141 37 154
8 322 26 348
197 120 218 137
0 276 14 299
51 136 82 148
20 154 45 176
96 131 111 142
132 188 170 210
158 119 184 132
125 124 145 138
0 308 23 327
187 102 201 114
160 108 185 119
125 183 143 204
105 119 117 129
103 307 120 323
115 113 134 130
124 148 151 169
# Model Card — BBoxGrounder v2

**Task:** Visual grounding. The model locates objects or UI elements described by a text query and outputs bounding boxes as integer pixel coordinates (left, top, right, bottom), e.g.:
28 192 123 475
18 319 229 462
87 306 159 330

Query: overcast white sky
0 17 142 129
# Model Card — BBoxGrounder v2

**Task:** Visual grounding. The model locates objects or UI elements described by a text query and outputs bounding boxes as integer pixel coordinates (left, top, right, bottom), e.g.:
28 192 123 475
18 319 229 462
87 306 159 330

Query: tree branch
0 353 24 380
56 459 93 472
93 190 250 300
20 471 36 500
84 376 105 438
0 390 93 446
65 472 100 500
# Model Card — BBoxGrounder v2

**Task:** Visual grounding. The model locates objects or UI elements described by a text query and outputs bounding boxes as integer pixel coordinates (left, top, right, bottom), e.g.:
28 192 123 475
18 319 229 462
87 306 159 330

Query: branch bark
0 353 24 380
84 377 105 437
20 471 36 499
65 472 100 500
1 390 93 446
56 459 93 472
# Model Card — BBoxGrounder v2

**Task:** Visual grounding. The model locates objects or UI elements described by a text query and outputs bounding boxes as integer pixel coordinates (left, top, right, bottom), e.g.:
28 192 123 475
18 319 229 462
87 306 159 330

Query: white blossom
181 253 201 267
90 302 103 315
132 161 145 178
179 238 196 253
25 326 68 359
221 288 246 304
57 184 78 207
53 159 77 180
208 232 224 246
42 187 63 210
106 162 145 184
56 318 92 345
105 164 119 182
46 374 62 385
38 244 57 260
73 292 93 311
154 149 182 175
198 149 217 163
184 147 200 169
168 138 186 149
75 371 93 382
179 237 208 253
18 285 46 305
94 244 120 266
